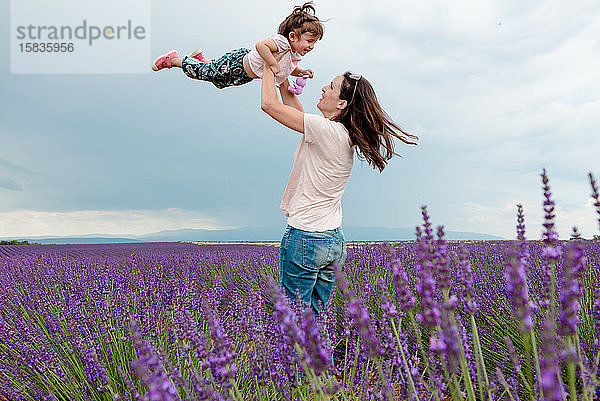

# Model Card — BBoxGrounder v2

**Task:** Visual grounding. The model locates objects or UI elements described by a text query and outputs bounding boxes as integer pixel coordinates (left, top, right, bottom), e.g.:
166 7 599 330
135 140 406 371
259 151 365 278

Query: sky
1 0 600 240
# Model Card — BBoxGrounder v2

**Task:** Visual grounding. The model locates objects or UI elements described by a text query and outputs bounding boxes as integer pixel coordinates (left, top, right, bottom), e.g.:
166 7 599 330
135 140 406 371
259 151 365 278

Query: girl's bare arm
291 67 314 78
255 39 280 74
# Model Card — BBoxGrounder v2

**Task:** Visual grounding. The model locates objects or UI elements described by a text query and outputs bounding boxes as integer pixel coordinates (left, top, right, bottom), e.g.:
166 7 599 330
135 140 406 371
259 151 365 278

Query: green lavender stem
453 317 477 401
574 328 591 401
469 313 493 401
550 260 558 321
497 372 519 401
442 289 476 401
358 358 372 400
376 358 395 400
591 350 600 401
390 318 420 401
521 332 535 400
529 329 543 399
343 336 349 384
439 356 461 401
409 310 429 375
567 340 577 401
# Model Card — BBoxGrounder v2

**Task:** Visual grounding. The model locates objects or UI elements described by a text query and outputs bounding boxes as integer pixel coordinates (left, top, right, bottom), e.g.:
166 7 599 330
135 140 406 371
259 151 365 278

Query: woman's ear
337 99 348 111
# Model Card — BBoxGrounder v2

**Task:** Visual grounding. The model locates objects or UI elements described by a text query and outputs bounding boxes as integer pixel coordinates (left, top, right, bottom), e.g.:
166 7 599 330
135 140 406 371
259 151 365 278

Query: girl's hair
334 72 419 173
278 2 324 40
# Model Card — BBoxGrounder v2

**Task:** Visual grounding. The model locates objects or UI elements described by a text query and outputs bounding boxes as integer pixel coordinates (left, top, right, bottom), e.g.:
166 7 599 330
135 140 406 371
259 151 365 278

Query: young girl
152 2 323 89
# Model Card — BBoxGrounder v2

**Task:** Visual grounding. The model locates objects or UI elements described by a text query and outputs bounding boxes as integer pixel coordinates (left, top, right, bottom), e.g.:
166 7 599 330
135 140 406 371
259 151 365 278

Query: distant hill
343 227 504 241
138 227 504 241
0 236 145 245
2 226 504 244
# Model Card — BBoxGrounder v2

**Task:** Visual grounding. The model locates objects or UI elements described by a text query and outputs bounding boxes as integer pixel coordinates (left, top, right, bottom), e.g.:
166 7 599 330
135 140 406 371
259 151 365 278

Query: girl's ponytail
278 1 324 40
294 2 316 15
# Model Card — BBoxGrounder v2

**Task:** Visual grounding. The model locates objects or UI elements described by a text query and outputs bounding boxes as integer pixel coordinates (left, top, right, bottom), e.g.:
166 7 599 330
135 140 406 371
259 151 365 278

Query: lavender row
0 242 211 259
0 171 599 400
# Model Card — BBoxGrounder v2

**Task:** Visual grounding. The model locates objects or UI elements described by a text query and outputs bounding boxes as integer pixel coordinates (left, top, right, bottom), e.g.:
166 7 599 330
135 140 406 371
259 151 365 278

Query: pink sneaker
188 48 207 62
152 50 179 71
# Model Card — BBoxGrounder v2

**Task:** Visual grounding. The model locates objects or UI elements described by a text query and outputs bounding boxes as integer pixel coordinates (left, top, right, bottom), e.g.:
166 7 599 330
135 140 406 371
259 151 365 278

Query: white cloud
458 196 599 239
460 201 518 238
0 208 228 237
554 198 600 239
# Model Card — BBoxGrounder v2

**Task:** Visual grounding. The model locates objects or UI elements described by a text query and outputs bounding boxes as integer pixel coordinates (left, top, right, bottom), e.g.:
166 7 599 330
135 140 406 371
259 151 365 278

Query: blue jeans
279 225 347 316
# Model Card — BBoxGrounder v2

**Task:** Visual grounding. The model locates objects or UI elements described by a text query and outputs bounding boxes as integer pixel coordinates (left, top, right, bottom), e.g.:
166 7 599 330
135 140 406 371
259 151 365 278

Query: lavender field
1 172 600 401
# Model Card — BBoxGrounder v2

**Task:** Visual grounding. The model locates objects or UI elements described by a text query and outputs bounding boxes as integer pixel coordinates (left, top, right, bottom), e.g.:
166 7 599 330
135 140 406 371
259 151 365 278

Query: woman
261 66 417 315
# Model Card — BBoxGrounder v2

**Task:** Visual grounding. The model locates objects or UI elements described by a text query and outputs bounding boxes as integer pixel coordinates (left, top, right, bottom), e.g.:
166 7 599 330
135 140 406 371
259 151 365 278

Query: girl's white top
280 113 355 232
247 34 303 87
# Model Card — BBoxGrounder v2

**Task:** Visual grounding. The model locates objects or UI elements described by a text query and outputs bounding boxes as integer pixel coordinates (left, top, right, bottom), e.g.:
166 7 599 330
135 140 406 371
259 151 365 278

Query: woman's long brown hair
334 72 418 172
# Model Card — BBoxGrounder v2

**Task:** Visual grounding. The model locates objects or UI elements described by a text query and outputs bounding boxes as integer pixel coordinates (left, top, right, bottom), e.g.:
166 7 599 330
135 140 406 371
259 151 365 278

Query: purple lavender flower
503 336 521 372
333 265 380 358
203 302 237 390
516 204 526 242
495 368 513 395
540 169 561 311
458 321 477 386
594 298 600 350
437 304 461 375
428 271 461 376
558 228 586 337
267 277 302 384
589 172 600 232
415 206 435 267
457 246 478 314
299 307 332 376
541 169 558 246
416 207 441 327
267 277 302 344
376 277 398 319
539 317 564 401
433 226 450 291
388 259 416 311
129 319 180 401
540 170 561 262
5 227 600 400
421 206 435 246
505 204 534 333
417 260 441 328
118 366 141 400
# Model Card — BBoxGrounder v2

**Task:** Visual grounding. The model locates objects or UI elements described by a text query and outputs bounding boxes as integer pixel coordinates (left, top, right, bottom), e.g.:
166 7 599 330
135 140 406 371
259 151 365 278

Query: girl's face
288 32 319 56
317 75 347 118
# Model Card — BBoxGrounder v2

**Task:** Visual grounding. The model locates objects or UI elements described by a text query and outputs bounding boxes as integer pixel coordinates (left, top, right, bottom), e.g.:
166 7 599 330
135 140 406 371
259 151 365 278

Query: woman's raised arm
279 79 305 113
260 66 304 133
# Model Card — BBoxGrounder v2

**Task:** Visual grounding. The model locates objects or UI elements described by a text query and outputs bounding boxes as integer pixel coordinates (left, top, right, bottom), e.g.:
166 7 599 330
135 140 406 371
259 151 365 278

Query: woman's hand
269 63 281 75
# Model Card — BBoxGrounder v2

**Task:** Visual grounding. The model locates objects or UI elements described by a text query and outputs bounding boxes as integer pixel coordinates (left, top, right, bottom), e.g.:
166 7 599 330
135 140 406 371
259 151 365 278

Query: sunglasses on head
347 73 362 105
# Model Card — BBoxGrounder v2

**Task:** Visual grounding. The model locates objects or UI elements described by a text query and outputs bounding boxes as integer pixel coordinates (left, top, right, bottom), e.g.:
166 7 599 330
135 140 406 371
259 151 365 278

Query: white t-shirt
280 113 355 232
247 34 303 87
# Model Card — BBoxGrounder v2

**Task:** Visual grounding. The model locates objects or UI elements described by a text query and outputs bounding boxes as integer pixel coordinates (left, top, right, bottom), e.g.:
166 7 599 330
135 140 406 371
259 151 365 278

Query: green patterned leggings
182 48 253 89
